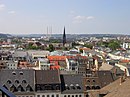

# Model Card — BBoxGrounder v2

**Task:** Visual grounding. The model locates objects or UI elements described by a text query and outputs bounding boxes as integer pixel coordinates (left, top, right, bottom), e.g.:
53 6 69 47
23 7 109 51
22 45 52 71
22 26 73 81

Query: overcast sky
0 0 130 35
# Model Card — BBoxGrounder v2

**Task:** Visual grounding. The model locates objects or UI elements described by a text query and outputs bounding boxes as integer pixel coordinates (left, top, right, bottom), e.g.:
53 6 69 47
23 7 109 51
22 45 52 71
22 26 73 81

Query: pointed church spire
63 26 66 47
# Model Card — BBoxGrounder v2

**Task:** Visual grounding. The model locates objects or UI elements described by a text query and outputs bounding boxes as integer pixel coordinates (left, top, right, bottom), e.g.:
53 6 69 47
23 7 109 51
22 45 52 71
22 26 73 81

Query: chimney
114 68 117 77
124 69 127 79
120 76 123 85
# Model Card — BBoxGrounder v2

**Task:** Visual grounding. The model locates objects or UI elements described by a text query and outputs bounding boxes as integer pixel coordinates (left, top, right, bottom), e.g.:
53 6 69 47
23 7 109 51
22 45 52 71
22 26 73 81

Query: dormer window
92 80 95 82
22 80 27 84
26 84 33 92
76 84 81 89
17 85 24 92
15 80 19 84
19 71 23 75
86 86 91 90
70 84 75 89
12 71 16 75
65 84 69 90
7 80 11 84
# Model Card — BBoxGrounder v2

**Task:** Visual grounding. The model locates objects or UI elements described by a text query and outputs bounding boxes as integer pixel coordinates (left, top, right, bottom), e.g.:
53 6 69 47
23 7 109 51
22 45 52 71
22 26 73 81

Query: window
56 94 59 97
19 71 23 75
15 80 19 84
92 86 96 90
96 86 100 89
22 80 27 84
70 84 75 89
68 95 70 97
37 95 40 97
45 85 52 90
93 80 95 82
64 95 66 97
47 95 49 97
65 84 70 90
51 95 54 97
7 80 11 84
87 80 90 82
75 95 78 97
79 95 82 97
86 86 91 90
12 71 16 75
72 95 74 97
42 95 45 97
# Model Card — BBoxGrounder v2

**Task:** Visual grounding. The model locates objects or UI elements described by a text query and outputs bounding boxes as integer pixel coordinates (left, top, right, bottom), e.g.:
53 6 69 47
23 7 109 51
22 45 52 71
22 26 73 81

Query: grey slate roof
12 51 27 58
98 71 114 87
0 69 35 92
60 74 84 94
35 70 61 84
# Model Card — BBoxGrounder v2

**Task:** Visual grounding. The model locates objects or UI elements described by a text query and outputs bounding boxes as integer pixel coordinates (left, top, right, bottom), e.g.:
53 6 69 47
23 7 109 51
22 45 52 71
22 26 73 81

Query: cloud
8 11 16 15
0 4 6 11
73 15 95 23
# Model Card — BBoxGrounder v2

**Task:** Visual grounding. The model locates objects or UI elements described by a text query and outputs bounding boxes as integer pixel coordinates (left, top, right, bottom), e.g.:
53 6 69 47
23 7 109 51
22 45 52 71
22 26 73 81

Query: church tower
63 26 66 47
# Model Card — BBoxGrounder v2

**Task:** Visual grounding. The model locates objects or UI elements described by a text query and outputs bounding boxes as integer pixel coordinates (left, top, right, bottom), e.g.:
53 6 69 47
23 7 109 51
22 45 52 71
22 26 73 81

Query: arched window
86 86 91 90
55 85 60 90
12 71 16 75
15 80 19 84
96 86 100 89
65 84 70 90
22 80 27 84
19 71 23 75
92 86 96 90
76 84 81 89
70 84 75 89
7 80 11 84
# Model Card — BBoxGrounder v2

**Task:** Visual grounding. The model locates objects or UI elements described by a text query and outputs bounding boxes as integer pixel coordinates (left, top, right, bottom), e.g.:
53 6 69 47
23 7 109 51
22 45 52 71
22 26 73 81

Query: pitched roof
0 69 35 91
47 56 66 61
35 70 61 84
60 74 84 94
100 77 130 97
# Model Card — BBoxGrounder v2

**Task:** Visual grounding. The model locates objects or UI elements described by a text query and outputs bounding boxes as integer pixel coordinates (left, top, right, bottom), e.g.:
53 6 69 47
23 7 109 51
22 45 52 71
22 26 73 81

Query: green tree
108 41 120 50
84 43 93 49
48 44 55 52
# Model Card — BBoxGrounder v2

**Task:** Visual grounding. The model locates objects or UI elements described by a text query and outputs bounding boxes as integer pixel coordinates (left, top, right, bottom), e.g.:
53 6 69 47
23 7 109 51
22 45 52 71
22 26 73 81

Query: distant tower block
63 26 66 47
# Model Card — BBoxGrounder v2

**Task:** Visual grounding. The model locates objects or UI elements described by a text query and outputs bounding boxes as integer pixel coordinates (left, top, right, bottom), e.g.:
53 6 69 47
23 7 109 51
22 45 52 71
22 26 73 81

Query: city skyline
0 0 130 35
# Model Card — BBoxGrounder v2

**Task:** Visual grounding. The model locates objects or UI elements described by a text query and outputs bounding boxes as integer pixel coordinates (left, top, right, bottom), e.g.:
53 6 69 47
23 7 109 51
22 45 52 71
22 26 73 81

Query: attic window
7 80 11 84
96 86 100 89
12 71 16 75
76 84 81 89
70 84 75 89
65 84 69 90
87 80 90 82
93 80 95 82
19 71 23 75
22 80 27 84
15 80 19 84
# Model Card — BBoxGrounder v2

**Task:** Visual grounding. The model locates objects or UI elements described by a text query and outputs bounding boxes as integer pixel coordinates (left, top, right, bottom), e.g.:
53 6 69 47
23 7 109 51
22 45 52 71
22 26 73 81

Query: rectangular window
47 95 49 97
42 95 45 97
